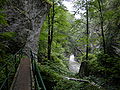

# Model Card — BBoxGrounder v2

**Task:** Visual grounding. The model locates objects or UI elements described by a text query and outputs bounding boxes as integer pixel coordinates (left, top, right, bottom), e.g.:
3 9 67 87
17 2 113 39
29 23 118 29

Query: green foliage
39 64 62 81
78 54 96 62
38 63 66 89
38 0 120 89
38 58 102 90
38 2 73 61
87 53 120 89
0 0 7 25
0 32 16 39
0 53 21 89
77 52 120 89
0 11 7 25
0 32 16 62
97 53 120 79
54 79 102 90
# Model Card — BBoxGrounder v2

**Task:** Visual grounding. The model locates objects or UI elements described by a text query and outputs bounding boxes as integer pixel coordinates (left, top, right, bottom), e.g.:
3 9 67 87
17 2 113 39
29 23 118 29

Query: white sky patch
62 1 73 13
62 1 81 19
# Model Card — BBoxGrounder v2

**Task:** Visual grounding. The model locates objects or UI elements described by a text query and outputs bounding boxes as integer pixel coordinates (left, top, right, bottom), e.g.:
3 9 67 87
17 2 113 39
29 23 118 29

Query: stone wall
1 0 51 54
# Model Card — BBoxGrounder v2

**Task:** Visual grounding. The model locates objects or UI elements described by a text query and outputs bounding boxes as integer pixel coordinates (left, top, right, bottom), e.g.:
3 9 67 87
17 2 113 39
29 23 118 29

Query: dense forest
0 0 120 90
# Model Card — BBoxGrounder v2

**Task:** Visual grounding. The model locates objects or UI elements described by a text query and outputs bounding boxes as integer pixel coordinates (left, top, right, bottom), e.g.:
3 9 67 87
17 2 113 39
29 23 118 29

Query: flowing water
69 54 81 73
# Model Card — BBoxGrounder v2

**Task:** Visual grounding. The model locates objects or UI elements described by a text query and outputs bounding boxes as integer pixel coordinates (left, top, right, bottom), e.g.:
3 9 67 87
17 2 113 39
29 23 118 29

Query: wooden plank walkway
11 58 32 90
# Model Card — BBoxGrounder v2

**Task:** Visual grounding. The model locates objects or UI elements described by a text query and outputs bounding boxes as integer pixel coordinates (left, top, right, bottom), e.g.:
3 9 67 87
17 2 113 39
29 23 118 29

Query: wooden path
11 58 32 90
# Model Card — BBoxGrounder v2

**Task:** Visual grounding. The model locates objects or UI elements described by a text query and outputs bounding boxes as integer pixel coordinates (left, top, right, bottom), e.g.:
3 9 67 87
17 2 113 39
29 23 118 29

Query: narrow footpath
11 58 31 90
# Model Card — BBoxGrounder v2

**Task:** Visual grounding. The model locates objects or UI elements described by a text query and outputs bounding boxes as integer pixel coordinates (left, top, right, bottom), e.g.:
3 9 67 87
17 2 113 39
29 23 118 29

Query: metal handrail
35 75 41 90
30 50 46 90
0 48 23 90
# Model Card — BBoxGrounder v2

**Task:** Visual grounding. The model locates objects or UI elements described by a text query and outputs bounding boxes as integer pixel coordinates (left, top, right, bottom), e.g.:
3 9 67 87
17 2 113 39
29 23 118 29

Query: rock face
1 0 50 54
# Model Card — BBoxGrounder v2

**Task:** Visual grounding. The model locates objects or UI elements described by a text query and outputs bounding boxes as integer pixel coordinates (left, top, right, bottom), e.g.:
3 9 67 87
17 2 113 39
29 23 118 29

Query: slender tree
48 0 55 60
86 0 89 60
50 0 55 44
48 11 51 60
97 0 106 53
79 0 89 77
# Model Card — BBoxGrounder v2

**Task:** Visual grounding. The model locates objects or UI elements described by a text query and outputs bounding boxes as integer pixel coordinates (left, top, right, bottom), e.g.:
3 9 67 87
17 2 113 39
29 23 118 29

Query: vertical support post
30 50 34 75
30 50 33 66
15 55 17 72
34 58 36 77
30 50 36 89
20 49 22 61
18 51 21 62
34 60 37 90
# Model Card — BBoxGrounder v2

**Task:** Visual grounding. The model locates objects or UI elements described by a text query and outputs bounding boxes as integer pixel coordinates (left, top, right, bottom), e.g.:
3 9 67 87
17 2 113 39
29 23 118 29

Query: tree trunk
48 12 51 60
79 0 89 77
97 0 106 53
47 0 55 60
86 0 89 60
79 61 87 77
50 0 55 44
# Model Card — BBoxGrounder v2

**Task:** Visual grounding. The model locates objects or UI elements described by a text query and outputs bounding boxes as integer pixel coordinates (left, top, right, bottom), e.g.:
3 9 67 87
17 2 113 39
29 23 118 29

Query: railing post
5 64 8 90
30 50 33 65
30 50 34 75
15 55 17 72
30 50 36 89
34 55 37 90
19 50 22 63
20 49 23 60
18 52 20 64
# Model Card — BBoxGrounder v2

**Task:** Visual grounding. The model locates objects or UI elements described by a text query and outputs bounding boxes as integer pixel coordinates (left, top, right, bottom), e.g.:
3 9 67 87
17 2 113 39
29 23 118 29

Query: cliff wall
1 0 50 54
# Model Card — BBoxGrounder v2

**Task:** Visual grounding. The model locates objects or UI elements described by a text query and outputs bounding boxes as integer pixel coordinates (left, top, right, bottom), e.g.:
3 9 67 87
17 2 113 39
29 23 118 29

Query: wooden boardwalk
11 58 32 90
